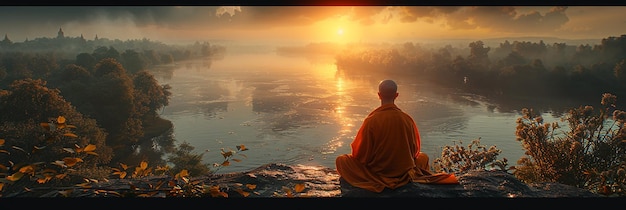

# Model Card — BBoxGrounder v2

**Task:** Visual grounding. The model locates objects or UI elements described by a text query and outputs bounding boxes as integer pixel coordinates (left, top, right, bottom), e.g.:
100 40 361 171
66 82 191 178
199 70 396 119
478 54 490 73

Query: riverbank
141 115 173 141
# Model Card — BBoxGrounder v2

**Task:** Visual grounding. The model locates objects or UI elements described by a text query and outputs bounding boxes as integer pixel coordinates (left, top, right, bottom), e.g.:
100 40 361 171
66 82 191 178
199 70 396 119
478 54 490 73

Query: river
152 49 578 174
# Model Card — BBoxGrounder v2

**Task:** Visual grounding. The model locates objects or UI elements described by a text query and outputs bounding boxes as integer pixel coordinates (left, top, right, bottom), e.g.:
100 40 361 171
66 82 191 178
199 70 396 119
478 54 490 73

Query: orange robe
336 104 458 193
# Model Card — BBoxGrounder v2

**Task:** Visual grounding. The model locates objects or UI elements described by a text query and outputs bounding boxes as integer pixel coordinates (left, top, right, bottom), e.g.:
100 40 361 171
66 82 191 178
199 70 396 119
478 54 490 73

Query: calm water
153 50 566 174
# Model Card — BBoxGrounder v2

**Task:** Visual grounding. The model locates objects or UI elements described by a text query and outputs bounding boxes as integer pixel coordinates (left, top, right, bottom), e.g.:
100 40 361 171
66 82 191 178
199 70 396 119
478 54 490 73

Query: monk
335 79 459 193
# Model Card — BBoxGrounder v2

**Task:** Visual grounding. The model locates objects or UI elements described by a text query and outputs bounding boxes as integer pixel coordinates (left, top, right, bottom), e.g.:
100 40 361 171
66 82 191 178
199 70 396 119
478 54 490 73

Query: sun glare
337 28 344 36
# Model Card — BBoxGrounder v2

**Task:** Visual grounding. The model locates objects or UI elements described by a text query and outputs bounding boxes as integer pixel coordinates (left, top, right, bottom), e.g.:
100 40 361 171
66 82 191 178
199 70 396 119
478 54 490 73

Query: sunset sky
1 6 625 45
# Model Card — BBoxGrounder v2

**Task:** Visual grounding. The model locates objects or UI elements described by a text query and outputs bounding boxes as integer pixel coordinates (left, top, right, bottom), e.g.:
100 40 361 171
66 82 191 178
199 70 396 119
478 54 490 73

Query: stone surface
7 163 601 198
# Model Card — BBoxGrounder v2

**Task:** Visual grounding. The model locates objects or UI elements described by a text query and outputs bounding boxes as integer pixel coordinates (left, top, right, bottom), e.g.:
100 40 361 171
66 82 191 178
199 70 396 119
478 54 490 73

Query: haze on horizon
1 6 625 46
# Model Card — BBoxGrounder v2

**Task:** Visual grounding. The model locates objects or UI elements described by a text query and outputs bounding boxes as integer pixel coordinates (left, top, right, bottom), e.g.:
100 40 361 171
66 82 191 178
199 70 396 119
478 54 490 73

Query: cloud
216 6 242 18
443 6 570 33
346 6 388 25
396 6 462 23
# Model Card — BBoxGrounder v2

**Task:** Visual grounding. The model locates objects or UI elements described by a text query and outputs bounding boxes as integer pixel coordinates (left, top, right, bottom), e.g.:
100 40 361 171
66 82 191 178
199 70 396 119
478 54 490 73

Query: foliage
432 138 510 173
165 142 212 177
0 79 112 165
0 116 290 198
513 93 626 196
334 37 626 102
0 116 100 197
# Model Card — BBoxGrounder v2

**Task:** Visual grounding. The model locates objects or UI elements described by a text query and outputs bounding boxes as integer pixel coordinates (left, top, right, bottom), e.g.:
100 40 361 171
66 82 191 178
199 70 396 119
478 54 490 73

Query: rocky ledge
203 163 600 198
8 163 600 198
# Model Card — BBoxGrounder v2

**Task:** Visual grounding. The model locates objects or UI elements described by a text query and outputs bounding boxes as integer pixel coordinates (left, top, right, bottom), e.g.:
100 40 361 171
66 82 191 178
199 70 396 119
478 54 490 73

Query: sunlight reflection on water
155 52 558 173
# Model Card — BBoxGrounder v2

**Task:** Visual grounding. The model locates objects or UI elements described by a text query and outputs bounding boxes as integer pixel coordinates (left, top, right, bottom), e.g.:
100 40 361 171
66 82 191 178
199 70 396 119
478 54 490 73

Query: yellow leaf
62 148 75 153
19 165 34 174
232 158 242 162
246 184 257 190
57 116 66 124
33 145 46 150
0 182 3 191
63 133 78 138
221 160 230 166
0 150 9 155
7 172 24 181
179 169 189 177
208 185 228 198
208 185 220 195
0 164 6 171
66 125 77 129
236 144 248 151
140 161 148 170
86 151 98 156
63 157 79 167
120 163 128 170
113 171 127 179
58 189 72 197
37 176 51 184
107 191 122 197
54 173 67 179
0 138 4 145
235 188 250 197
239 154 248 159
294 183 306 193
83 144 96 152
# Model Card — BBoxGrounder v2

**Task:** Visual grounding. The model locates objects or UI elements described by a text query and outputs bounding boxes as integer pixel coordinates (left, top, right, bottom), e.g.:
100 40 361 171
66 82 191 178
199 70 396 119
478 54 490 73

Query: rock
6 163 600 198
207 163 599 198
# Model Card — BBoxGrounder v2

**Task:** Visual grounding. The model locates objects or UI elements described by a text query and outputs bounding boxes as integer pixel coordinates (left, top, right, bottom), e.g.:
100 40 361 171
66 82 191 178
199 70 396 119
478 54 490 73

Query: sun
337 28 344 36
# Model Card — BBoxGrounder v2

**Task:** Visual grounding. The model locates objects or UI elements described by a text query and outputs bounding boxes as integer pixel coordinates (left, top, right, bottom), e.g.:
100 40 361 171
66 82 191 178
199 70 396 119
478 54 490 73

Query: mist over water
154 51 565 174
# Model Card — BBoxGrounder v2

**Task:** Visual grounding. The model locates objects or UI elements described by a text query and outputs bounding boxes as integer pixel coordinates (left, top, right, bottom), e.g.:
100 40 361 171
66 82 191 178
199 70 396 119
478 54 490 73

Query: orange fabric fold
336 104 459 193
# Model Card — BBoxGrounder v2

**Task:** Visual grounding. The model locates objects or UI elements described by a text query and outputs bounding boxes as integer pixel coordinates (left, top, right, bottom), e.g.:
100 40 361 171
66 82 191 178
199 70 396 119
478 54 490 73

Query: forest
0 31 226 193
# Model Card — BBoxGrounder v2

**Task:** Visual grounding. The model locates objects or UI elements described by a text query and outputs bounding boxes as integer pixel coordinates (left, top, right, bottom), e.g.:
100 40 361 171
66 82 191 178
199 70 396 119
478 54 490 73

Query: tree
48 64 95 114
75 52 96 71
0 78 112 168
167 141 212 177
467 40 491 69
92 46 120 62
121 49 148 74
132 70 171 118
614 58 626 84
90 58 141 157
28 53 59 79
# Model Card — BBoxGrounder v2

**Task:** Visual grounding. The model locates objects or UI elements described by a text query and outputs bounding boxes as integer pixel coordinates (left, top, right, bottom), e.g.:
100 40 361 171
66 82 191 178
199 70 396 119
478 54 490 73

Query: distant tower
94 34 98 41
79 34 86 44
57 27 64 39
1 34 12 46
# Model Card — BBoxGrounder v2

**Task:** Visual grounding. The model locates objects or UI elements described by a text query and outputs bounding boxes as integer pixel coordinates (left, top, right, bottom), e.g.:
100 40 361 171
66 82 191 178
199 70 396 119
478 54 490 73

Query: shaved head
378 79 398 101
